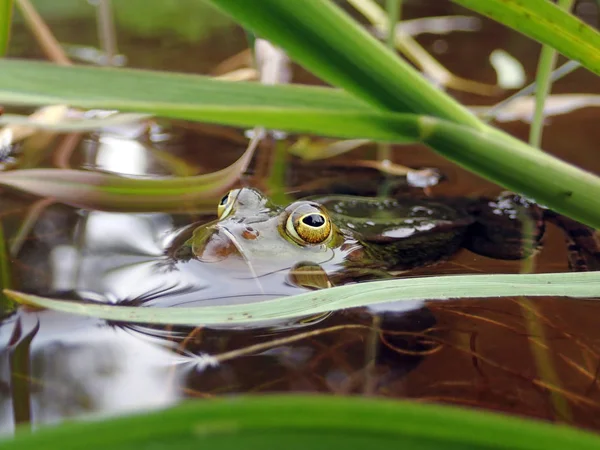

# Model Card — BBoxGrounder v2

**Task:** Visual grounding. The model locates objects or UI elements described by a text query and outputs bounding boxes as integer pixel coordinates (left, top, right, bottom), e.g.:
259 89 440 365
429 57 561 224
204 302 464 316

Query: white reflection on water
0 310 182 432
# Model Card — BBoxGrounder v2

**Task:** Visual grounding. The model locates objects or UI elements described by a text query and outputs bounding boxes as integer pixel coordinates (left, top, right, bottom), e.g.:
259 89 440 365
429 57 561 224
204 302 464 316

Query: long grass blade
207 0 482 129
5 395 600 450
0 105 598 228
5 272 600 326
0 59 371 111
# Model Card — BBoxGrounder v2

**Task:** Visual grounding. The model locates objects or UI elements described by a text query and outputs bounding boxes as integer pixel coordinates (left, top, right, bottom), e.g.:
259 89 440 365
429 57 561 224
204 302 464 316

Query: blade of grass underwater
451 0 600 76
206 0 482 129
5 395 600 450
0 0 13 57
6 272 600 326
0 107 599 228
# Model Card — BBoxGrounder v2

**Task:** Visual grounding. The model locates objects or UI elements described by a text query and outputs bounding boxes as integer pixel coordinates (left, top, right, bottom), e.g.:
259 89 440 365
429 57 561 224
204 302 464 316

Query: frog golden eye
286 204 332 245
217 191 235 218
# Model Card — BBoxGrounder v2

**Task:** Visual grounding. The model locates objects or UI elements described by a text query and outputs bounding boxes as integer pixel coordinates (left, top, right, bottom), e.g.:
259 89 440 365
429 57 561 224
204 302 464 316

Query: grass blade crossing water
6 272 600 326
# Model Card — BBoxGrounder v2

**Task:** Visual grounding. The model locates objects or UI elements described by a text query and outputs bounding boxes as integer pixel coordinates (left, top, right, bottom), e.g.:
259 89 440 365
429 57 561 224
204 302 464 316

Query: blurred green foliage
18 0 232 42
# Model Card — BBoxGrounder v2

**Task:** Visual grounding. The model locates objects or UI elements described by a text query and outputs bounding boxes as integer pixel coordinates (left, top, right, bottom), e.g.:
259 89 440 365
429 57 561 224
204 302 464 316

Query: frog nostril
242 226 259 240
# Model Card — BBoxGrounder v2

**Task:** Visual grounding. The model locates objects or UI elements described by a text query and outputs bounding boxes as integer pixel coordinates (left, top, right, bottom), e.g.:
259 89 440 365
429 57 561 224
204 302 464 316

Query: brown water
1 0 600 434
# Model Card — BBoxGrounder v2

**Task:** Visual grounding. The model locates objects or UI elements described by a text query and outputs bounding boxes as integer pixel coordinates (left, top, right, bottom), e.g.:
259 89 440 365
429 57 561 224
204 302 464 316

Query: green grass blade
0 0 12 57
420 117 600 229
207 0 482 129
0 59 372 111
5 272 600 326
1 60 600 227
451 0 600 76
4 395 600 450
1 105 599 228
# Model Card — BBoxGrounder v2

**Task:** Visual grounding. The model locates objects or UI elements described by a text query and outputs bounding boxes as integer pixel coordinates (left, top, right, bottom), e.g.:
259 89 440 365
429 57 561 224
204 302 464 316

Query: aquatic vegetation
0 0 600 446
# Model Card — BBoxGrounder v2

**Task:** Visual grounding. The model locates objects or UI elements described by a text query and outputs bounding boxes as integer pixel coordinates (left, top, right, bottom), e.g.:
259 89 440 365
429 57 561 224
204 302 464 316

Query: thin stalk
386 0 400 47
349 0 498 96
376 0 400 164
529 0 575 148
0 220 14 314
15 0 71 65
483 60 581 122
0 0 13 57
96 0 118 66
8 318 39 429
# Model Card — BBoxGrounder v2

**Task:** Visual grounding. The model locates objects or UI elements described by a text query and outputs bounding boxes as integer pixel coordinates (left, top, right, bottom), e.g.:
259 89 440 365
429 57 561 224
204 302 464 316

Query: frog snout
192 224 259 263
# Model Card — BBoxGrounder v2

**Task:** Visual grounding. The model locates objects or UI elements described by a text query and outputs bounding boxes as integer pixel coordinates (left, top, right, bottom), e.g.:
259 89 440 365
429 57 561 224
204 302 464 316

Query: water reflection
0 311 182 432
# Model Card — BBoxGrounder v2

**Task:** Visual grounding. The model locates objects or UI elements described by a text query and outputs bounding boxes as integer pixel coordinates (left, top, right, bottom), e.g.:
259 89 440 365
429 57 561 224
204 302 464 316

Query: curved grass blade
5 395 600 450
451 0 600 77
0 140 257 212
6 272 600 326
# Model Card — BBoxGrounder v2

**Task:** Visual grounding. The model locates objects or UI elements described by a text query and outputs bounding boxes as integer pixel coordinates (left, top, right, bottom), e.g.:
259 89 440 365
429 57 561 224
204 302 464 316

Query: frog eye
286 204 332 245
217 191 236 218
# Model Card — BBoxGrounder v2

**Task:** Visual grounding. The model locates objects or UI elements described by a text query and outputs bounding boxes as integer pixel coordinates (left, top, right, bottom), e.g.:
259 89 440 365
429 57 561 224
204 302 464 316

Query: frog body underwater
168 187 594 290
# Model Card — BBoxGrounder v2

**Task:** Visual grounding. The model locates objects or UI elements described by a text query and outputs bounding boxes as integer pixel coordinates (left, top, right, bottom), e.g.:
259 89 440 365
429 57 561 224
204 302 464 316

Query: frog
166 187 595 291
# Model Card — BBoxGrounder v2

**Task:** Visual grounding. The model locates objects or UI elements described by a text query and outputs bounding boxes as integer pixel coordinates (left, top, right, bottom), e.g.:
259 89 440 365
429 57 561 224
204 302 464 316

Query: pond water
1 0 600 434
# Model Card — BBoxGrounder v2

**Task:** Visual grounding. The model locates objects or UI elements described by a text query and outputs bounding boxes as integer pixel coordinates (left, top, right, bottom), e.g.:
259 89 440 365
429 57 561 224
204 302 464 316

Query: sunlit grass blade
451 0 600 76
5 272 600 326
4 395 600 449
0 0 12 57
206 0 482 129
5 395 600 450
